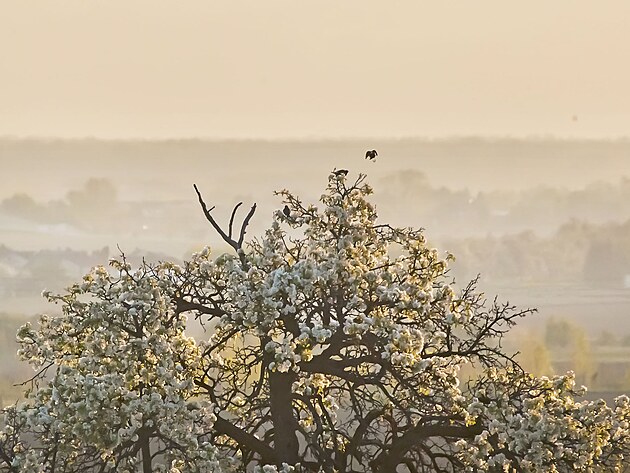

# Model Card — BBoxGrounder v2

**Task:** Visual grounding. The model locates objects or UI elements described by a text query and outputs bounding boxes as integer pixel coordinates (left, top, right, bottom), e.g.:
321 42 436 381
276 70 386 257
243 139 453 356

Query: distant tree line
442 219 630 286
377 170 630 237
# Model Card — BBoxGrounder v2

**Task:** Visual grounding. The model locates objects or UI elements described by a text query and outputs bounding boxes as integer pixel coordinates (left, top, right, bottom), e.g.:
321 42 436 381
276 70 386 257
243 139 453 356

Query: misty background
2 1 630 404
2 137 630 404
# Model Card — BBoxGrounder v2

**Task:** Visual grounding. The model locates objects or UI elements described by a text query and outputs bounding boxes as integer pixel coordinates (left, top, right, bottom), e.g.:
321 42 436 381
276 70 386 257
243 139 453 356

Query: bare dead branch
193 184 227 242
228 202 243 239
238 203 257 247
193 184 256 258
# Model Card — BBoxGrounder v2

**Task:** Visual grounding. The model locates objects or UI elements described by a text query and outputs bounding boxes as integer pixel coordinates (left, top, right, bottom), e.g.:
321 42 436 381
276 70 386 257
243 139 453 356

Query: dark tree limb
345 408 385 465
228 202 243 239
238 203 257 247
213 415 277 465
375 422 483 472
268 371 300 464
175 299 226 318
193 184 256 266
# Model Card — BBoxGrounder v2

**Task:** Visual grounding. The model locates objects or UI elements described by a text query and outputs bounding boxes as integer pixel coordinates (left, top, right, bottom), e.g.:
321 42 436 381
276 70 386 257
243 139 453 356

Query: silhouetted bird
333 169 349 177
283 205 291 218
365 150 378 161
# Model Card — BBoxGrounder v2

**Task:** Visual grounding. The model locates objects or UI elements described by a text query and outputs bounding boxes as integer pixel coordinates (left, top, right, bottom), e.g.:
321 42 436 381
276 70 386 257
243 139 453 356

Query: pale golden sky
1 1 629 139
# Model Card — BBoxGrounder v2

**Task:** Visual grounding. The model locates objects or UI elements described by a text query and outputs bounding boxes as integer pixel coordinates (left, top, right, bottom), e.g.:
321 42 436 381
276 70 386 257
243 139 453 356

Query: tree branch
375 422 482 472
193 184 256 267
213 415 277 465
238 203 257 247
193 184 231 247
228 202 243 239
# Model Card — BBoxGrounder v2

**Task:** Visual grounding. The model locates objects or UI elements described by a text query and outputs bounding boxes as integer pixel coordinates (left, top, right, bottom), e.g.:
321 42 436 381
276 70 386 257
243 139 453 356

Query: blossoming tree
1 172 629 472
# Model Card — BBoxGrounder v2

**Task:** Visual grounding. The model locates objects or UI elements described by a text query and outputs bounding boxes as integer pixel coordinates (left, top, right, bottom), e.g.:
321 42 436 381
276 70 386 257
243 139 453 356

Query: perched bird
333 169 349 177
365 149 378 161
283 205 291 218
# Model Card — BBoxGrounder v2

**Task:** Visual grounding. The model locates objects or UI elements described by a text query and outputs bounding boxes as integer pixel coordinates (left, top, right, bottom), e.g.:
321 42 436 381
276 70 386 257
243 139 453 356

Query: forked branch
193 184 256 257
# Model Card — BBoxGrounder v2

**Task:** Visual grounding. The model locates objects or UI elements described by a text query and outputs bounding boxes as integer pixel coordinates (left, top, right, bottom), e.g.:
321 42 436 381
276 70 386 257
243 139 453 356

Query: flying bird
365 149 378 161
333 169 349 177
283 205 291 218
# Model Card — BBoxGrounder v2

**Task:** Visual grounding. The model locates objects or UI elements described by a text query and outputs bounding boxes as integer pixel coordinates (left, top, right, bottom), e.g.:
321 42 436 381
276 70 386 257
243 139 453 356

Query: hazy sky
1 1 629 139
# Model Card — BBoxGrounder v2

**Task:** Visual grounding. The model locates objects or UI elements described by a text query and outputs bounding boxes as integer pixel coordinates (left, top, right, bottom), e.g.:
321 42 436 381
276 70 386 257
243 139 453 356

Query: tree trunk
269 371 299 465
140 428 152 473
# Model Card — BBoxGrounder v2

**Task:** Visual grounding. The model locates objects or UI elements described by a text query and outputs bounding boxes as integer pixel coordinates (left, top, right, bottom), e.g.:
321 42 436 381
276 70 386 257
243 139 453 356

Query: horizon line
1 133 630 144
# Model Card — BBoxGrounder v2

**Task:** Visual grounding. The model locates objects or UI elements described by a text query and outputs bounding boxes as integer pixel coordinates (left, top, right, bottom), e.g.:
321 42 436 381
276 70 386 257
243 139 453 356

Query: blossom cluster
8 261 221 471
457 368 630 471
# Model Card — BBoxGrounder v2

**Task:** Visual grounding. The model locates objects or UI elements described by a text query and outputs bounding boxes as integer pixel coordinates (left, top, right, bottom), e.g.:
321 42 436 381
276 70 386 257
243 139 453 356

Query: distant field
478 283 630 336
